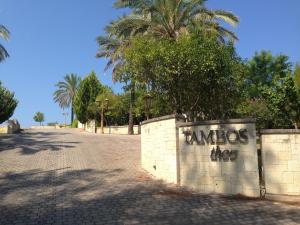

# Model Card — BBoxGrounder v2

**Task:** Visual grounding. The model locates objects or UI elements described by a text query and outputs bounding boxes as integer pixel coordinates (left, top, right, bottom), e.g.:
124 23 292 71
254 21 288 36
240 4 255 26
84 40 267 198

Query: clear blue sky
0 0 299 128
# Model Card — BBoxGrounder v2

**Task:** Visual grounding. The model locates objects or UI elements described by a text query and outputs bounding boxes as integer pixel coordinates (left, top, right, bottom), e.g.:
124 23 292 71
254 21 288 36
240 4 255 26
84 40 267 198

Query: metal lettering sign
183 129 249 162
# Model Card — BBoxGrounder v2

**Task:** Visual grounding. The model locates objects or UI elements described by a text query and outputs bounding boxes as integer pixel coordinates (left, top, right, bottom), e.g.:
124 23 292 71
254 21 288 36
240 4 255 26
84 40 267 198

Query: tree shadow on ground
0 167 299 225
0 131 79 155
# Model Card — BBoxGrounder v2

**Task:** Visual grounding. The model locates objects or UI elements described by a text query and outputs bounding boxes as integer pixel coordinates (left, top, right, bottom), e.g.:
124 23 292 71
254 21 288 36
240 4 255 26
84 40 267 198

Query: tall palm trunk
71 106 74 124
71 98 74 124
128 82 135 135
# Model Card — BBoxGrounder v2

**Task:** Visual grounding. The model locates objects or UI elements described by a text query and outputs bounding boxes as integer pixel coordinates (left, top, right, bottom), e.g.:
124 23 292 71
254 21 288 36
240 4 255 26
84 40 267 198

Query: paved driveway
0 129 299 225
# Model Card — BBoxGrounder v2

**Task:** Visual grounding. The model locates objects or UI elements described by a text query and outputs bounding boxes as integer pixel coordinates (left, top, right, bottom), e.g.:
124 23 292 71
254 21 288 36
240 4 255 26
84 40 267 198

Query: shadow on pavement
0 167 299 225
0 130 79 155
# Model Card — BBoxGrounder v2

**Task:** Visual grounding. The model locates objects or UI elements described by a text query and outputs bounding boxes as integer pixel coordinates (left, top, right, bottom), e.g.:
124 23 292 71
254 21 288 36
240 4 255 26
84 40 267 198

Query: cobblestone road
0 129 299 225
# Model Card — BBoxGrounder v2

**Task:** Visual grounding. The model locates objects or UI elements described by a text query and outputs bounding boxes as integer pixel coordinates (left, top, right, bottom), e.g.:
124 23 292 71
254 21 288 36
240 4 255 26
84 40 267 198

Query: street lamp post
62 112 68 127
144 94 153 120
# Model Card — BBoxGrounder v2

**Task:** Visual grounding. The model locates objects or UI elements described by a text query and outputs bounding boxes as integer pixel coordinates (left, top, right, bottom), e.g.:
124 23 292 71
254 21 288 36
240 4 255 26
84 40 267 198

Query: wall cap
100 125 140 128
141 114 185 125
177 118 255 127
260 129 300 134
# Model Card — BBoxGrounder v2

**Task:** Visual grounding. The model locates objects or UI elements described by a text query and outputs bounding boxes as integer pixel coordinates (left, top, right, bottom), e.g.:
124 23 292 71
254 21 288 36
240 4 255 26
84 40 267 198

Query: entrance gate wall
141 115 260 197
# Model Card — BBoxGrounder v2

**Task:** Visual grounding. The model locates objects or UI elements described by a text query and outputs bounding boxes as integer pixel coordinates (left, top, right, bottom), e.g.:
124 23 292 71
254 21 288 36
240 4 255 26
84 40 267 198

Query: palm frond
0 25 10 40
53 74 81 109
212 10 239 27
0 44 9 62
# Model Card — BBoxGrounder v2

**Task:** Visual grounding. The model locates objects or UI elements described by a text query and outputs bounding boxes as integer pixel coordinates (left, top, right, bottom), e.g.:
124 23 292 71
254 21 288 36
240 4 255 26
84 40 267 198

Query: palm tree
0 25 10 62
53 74 81 124
97 0 239 133
96 34 137 135
96 35 128 80
111 0 239 42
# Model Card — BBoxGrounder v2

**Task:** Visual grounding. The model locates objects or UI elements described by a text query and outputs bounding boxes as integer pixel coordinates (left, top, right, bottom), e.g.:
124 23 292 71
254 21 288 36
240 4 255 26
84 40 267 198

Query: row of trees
53 0 300 131
95 0 300 129
0 24 18 124
238 52 300 129
95 0 241 133
53 70 172 128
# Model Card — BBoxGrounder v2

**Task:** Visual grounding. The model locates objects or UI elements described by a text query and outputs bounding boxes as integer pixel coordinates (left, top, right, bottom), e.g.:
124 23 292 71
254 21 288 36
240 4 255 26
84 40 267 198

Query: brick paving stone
0 129 299 225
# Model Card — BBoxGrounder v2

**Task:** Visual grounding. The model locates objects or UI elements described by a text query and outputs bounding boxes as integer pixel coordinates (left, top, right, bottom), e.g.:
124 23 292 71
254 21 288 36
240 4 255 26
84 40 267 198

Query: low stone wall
0 126 9 134
141 115 183 183
30 125 61 129
85 120 96 133
261 130 300 195
80 120 141 135
78 121 85 129
141 115 260 197
179 119 260 197
0 120 20 134
97 125 140 135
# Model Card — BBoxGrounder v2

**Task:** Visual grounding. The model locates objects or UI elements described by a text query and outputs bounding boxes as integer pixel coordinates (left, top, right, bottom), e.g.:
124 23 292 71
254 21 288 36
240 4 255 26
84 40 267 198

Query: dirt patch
222 194 262 201
222 194 300 207
157 190 194 198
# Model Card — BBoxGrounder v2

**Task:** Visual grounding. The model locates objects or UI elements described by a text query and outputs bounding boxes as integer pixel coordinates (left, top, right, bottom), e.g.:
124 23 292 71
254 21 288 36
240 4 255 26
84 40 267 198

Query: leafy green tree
0 25 10 62
73 71 105 124
121 34 244 120
245 51 292 98
236 51 299 129
236 99 273 129
264 75 300 129
112 0 239 42
96 34 138 134
33 112 45 126
97 0 239 133
53 74 81 124
294 64 300 88
107 93 130 126
0 82 18 124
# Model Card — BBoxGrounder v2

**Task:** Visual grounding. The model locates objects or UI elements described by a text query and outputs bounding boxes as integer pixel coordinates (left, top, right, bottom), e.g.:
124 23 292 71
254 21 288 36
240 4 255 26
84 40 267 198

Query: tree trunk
71 106 74 125
101 105 104 134
293 121 298 129
128 82 135 135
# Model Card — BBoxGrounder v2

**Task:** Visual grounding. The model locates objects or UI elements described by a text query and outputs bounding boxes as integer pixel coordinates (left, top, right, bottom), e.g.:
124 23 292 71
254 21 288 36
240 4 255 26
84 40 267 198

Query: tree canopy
237 51 300 129
53 74 81 123
121 34 244 120
73 71 109 124
0 82 18 124
33 112 45 126
111 0 239 42
245 51 292 99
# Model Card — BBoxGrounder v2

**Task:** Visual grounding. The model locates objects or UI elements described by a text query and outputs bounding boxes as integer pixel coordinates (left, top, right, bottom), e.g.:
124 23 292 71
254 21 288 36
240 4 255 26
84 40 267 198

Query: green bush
71 119 78 128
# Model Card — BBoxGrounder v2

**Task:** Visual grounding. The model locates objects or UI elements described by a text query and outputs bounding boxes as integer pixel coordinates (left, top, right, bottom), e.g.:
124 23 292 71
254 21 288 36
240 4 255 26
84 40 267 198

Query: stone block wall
178 120 260 197
85 120 96 133
261 130 300 195
0 120 20 134
141 116 260 197
81 121 140 135
141 115 182 184
0 126 9 134
97 125 140 135
78 121 85 129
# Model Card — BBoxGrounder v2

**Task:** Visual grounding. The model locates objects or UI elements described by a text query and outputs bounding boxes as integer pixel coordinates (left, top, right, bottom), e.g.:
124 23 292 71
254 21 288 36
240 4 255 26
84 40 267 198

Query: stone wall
0 126 9 134
97 125 140 135
78 121 85 129
0 120 20 134
85 120 96 133
179 120 260 197
261 130 300 195
141 115 183 184
141 115 260 197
